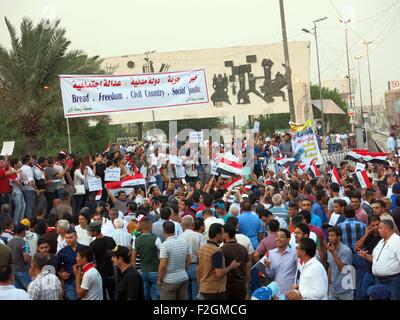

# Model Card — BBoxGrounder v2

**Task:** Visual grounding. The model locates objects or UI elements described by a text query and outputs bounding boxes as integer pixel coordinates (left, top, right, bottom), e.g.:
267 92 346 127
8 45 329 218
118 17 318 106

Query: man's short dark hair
65 228 77 235
242 199 252 211
328 226 342 237
316 190 326 202
300 211 312 224
343 207 356 218
368 215 380 224
288 201 299 209
160 207 172 220
223 223 236 239
372 199 386 209
209 223 224 239
77 246 94 262
278 228 291 239
330 183 340 193
292 215 304 228
299 238 316 258
334 199 347 208
194 218 204 231
350 191 361 201
163 221 175 234
0 265 12 282
295 223 310 236
268 219 280 232
203 193 214 207
226 216 238 228
37 237 51 247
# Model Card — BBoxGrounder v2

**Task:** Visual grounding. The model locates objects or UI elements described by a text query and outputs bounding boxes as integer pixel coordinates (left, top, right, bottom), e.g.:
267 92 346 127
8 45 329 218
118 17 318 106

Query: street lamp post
302 16 328 136
279 0 296 123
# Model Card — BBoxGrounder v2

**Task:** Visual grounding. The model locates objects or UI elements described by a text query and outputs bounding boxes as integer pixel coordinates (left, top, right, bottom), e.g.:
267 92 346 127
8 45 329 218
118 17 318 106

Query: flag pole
66 118 72 153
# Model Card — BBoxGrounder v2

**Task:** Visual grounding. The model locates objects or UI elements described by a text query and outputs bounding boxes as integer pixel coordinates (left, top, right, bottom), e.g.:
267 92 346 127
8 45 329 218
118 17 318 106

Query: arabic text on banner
59 69 209 118
290 119 323 166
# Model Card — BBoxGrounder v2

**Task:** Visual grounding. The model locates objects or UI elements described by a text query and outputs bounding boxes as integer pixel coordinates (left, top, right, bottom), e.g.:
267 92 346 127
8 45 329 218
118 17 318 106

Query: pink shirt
355 208 368 225
256 232 277 256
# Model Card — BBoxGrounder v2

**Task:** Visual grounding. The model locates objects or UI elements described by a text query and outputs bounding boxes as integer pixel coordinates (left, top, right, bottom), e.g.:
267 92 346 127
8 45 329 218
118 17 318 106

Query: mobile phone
182 179 187 185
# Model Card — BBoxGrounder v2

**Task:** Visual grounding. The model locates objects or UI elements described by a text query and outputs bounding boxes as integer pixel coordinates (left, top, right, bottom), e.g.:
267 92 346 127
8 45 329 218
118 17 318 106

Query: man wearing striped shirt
157 221 191 300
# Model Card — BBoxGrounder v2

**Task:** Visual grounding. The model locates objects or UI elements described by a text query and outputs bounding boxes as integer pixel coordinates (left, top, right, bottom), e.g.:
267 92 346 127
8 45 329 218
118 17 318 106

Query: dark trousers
202 292 227 300
226 283 247 300
102 276 116 300
45 191 58 216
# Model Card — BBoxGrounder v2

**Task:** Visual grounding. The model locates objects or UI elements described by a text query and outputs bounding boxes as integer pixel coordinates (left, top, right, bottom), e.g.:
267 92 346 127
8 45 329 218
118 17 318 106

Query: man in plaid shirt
27 253 62 300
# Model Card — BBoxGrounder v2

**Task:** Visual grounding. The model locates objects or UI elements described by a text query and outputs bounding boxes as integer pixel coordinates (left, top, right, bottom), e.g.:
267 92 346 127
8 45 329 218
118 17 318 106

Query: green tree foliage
310 85 349 132
0 17 108 156
252 114 290 134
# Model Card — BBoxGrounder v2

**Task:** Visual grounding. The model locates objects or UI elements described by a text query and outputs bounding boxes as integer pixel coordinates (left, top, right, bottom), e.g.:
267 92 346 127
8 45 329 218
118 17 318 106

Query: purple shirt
256 232 277 256
265 246 298 295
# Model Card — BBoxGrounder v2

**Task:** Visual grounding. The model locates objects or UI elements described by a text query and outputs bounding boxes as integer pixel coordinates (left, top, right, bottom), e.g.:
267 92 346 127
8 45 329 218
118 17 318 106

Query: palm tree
0 17 103 153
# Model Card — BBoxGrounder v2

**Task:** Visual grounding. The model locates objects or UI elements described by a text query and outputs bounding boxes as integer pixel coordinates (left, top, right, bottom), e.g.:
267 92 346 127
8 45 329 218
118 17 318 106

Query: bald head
181 215 194 230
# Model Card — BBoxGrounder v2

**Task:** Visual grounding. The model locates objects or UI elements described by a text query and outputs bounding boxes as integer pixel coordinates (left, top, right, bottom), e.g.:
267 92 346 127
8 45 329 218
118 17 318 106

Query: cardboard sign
0 141 15 156
104 168 121 181
87 177 103 192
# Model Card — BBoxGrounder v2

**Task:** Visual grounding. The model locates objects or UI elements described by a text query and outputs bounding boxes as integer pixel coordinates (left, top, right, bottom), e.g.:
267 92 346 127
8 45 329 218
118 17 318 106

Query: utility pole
279 0 296 123
364 41 374 128
302 16 328 136
355 56 367 147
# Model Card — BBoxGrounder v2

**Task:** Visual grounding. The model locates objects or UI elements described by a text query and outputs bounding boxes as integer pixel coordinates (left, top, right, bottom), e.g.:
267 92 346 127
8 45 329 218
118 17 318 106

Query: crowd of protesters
0 131 399 301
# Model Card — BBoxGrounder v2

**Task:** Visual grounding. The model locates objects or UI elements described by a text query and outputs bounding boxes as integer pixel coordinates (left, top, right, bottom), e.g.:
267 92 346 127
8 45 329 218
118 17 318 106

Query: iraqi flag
105 174 146 196
345 149 388 164
331 166 341 186
308 159 320 178
274 156 295 168
354 170 372 189
224 177 243 191
216 157 243 177
95 190 103 201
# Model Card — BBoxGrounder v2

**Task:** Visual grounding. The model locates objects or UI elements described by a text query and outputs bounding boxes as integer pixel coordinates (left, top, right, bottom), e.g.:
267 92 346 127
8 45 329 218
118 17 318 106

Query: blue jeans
13 271 31 291
74 194 85 214
141 271 159 300
361 272 376 300
155 175 164 192
63 281 77 300
376 274 400 300
22 189 36 219
187 264 199 300
251 263 259 292
352 253 367 300
12 192 26 225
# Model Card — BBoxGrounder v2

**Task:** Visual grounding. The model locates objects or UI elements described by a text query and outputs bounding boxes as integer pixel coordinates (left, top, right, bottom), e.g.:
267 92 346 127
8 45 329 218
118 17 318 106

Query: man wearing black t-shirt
111 245 144 300
355 215 382 300
88 222 116 300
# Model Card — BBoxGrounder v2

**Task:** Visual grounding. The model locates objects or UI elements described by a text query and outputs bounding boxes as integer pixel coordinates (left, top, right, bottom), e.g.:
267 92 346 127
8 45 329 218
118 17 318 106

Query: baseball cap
367 285 391 300
107 245 130 261
20 219 31 228
87 222 102 233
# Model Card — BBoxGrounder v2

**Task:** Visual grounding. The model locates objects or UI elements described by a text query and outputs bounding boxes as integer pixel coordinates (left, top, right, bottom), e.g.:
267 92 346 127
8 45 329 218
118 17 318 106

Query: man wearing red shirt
0 156 11 206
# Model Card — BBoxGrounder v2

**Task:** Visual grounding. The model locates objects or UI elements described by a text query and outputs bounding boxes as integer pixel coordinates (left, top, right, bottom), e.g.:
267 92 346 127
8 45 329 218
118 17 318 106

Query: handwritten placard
88 177 103 192
104 168 121 182
253 121 260 133
0 141 15 156
189 131 204 143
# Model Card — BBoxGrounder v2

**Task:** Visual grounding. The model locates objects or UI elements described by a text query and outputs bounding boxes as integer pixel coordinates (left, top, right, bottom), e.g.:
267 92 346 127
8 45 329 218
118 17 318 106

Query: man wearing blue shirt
237 199 263 249
312 190 328 225
301 199 322 228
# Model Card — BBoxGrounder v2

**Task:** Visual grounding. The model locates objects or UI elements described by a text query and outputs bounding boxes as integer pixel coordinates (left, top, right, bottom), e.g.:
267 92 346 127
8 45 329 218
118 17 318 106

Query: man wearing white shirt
203 208 224 240
102 209 128 238
359 220 400 300
286 238 328 300
0 265 29 300
20 155 36 219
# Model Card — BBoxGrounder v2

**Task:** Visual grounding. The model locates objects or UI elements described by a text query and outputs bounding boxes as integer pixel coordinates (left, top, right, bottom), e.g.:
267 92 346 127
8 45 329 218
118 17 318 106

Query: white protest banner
87 177 103 192
355 162 366 172
189 131 204 143
290 120 323 167
253 121 260 133
59 69 209 118
104 168 121 182
0 141 15 156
